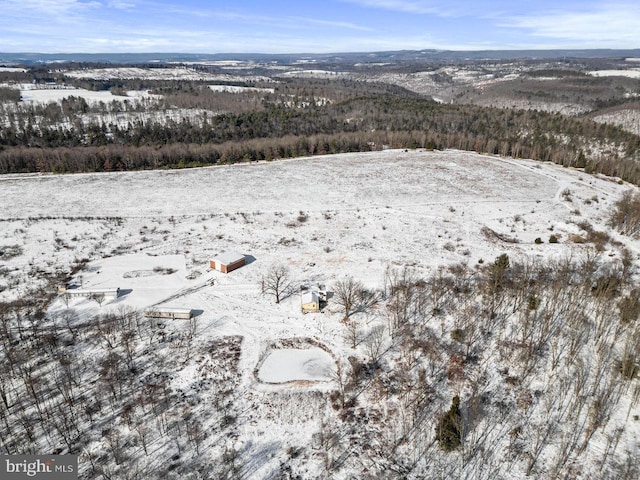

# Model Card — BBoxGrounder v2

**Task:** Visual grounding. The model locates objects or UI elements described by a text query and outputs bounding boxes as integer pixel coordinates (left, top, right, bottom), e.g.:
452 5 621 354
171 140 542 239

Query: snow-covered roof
144 307 192 314
301 291 319 304
211 251 245 265
64 287 119 295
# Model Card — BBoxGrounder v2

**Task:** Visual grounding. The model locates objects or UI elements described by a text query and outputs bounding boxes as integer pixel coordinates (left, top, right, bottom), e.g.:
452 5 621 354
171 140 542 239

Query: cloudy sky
1 0 638 53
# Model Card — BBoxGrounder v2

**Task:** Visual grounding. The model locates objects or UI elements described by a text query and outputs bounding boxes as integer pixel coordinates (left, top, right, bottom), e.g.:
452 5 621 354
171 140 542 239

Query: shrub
610 190 640 238
534 237 543 244
436 396 463 451
549 234 558 243
153 266 177 275
451 328 465 343
588 229 610 251
297 211 308 223
568 234 587 244
561 188 573 202
619 289 640 324
620 354 639 380
0 244 23 260
576 220 593 232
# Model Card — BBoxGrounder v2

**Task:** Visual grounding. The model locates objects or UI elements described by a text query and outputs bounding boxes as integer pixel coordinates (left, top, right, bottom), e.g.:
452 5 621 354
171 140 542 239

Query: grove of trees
0 73 639 187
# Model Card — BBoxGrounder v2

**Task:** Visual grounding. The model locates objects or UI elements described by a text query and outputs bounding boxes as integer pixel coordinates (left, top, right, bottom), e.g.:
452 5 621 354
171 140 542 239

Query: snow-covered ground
0 148 630 311
19 87 137 104
280 69 348 78
589 69 640 79
6 83 161 105
75 108 217 129
592 108 640 135
1 149 638 479
63 67 271 83
209 85 275 94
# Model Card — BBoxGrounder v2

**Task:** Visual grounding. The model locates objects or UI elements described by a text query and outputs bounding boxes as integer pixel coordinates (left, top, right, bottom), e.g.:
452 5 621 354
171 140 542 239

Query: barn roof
211 251 245 265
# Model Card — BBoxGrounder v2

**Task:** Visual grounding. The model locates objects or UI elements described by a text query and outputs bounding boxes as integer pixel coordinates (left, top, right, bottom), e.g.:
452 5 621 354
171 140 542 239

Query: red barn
209 251 246 273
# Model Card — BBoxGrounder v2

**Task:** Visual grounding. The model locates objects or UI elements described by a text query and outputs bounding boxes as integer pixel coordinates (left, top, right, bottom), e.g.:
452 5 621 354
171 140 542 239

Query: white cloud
1 0 101 26
339 0 507 17
150 4 372 33
289 17 373 32
507 4 640 45
340 0 450 15
5 0 100 14
107 1 135 9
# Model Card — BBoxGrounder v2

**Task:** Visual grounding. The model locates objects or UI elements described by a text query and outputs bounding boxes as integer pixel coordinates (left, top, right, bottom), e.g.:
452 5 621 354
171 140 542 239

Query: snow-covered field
280 69 348 78
589 69 640 79
63 67 271 83
3 83 161 105
1 149 639 479
209 85 275 94
18 87 152 104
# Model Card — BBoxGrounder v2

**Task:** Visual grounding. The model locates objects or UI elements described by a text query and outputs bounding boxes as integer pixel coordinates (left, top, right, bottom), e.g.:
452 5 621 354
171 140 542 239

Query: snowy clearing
16 85 159 105
209 85 275 94
63 67 271 82
589 69 640 79
280 69 348 77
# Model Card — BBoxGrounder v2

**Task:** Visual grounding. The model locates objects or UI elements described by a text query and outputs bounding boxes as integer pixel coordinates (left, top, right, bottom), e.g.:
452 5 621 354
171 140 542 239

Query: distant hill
2 49 640 66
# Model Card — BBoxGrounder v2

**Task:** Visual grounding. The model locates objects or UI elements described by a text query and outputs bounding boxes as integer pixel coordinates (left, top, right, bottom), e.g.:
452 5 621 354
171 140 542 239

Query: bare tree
333 276 378 320
92 292 106 307
344 317 361 349
260 263 293 304
364 324 389 364
609 190 640 238
333 276 362 320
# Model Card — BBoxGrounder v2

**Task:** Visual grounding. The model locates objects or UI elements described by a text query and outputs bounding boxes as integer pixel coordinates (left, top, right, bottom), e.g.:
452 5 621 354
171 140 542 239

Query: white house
301 291 320 313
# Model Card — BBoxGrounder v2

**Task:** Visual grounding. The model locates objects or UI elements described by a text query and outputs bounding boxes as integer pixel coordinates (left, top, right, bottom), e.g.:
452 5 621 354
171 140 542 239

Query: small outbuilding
62 287 121 299
301 291 320 313
209 251 246 273
144 307 194 320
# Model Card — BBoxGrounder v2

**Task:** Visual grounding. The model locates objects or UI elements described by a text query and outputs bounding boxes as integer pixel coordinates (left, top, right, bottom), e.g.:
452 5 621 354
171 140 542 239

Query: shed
63 287 121 299
301 291 320 313
209 251 246 273
144 307 194 320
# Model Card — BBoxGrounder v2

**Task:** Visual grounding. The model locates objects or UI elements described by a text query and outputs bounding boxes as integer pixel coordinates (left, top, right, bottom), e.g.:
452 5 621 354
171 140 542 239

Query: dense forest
1 67 640 186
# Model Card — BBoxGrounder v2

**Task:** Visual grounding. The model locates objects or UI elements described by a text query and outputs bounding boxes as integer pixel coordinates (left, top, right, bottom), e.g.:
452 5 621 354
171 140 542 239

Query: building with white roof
209 251 246 273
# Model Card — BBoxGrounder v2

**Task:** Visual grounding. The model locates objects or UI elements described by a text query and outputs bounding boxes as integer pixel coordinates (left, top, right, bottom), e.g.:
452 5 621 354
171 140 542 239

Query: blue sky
1 1 638 53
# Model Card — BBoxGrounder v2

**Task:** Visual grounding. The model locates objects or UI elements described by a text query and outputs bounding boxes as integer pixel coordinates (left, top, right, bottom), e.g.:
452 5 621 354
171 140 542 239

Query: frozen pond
258 348 336 383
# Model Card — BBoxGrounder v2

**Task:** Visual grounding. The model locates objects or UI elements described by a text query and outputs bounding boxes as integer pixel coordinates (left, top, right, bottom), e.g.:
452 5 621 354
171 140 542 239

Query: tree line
1 91 639 184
